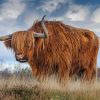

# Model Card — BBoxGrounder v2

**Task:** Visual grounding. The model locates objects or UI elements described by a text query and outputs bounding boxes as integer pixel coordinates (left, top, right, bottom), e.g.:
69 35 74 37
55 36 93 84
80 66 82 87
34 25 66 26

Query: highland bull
0 16 99 82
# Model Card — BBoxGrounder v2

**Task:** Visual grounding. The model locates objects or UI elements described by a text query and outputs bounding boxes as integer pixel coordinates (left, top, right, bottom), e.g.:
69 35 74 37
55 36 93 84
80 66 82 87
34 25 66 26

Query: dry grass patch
0 76 100 100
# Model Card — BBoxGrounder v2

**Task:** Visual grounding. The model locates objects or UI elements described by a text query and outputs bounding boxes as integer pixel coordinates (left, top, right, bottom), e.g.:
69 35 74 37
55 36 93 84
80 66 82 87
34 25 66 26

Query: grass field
0 76 100 100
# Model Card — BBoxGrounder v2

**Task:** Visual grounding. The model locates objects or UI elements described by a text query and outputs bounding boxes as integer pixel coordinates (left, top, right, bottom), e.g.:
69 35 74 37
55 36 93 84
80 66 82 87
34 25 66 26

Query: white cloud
0 0 26 21
24 12 40 28
65 5 90 21
49 15 100 37
91 7 100 23
38 0 67 13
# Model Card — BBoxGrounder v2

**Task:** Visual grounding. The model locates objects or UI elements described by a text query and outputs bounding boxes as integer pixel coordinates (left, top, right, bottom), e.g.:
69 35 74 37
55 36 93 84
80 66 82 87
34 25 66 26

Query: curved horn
0 34 12 41
41 15 48 38
34 15 48 38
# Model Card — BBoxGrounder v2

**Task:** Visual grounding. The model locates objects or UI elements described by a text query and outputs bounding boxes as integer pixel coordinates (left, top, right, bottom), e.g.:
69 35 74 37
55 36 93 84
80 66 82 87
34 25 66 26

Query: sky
0 0 100 70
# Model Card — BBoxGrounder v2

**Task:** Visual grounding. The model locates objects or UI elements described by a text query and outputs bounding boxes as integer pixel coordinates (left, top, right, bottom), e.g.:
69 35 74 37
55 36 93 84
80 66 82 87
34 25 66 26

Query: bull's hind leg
83 67 96 81
83 48 98 81
83 37 99 81
82 57 97 81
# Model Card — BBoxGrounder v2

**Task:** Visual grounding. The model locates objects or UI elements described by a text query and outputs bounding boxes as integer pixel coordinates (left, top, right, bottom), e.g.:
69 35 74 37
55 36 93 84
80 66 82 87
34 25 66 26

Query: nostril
16 54 24 59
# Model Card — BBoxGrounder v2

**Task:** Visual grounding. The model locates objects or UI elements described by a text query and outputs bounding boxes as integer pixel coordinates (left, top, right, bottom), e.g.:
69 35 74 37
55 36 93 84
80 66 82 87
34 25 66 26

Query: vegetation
0 79 100 100
0 67 100 100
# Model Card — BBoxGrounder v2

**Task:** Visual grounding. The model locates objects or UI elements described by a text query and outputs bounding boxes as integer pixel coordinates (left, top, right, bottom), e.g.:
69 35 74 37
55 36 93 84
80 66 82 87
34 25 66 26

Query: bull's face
2 31 35 63
0 15 48 63
11 31 34 63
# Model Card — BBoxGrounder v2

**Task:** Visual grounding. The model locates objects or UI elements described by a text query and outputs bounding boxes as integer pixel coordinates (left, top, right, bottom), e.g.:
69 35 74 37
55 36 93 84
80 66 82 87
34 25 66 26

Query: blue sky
0 0 100 69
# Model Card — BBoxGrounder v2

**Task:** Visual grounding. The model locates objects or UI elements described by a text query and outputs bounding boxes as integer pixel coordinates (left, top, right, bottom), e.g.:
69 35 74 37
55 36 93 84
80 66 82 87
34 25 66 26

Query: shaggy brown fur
4 21 99 82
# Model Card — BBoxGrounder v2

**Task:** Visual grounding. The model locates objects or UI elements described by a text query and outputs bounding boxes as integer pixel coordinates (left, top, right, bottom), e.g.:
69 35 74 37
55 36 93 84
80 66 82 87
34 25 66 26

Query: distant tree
0 68 11 78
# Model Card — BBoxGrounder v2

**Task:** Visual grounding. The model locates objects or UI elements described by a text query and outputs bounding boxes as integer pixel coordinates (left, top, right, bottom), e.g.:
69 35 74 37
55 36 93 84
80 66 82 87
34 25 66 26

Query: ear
4 39 12 49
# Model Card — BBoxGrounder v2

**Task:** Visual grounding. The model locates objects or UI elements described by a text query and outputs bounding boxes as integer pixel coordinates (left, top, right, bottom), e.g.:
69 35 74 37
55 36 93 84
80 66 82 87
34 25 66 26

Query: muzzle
15 53 28 63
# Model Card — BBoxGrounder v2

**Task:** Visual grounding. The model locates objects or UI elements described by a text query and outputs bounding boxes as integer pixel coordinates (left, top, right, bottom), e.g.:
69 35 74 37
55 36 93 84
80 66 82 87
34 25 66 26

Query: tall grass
0 66 100 99
0 75 100 100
